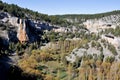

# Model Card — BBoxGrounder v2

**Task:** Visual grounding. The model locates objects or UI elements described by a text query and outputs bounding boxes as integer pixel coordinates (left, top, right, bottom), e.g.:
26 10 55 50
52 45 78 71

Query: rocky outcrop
9 17 19 27
53 27 70 33
101 34 120 48
66 38 120 63
0 12 42 43
17 19 28 43
83 14 120 33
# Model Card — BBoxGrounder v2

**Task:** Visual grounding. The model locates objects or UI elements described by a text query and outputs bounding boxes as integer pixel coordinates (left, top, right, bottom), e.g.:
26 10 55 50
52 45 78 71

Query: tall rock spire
17 19 28 43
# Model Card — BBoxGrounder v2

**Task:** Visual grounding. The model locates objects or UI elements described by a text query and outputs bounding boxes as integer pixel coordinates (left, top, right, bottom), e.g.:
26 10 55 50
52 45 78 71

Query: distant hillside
0 1 70 26
56 10 120 20
1 1 120 26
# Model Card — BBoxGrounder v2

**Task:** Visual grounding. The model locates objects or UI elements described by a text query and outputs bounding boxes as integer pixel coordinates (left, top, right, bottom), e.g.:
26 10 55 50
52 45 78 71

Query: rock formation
101 34 120 48
17 19 28 43
83 14 120 33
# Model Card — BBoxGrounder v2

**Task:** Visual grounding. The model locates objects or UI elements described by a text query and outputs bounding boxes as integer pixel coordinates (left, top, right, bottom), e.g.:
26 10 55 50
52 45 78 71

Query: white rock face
53 27 70 33
0 30 9 40
66 38 120 63
0 11 19 27
9 17 19 27
101 35 120 48
83 14 120 33
66 47 101 63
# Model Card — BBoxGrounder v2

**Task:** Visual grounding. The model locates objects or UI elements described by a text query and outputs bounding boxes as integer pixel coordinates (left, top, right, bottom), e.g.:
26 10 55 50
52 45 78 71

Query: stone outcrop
0 11 42 43
17 19 28 43
0 11 19 27
53 27 69 33
9 17 19 27
101 34 120 48
83 14 120 33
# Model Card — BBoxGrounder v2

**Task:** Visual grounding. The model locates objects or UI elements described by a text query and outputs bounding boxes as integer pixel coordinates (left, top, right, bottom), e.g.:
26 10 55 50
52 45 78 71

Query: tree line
0 1 71 26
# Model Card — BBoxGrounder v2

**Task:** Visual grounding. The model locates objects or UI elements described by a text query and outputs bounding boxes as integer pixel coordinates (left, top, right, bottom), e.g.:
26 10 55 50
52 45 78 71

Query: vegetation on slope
56 10 120 20
0 0 120 80
0 0 71 26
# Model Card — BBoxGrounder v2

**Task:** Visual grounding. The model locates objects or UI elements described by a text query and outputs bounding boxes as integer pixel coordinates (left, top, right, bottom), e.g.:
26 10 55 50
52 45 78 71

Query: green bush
105 56 115 63
108 44 117 55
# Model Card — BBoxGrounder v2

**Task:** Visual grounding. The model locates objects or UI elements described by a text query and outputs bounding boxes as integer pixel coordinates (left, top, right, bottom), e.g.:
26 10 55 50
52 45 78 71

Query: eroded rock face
101 35 120 48
17 19 28 43
9 17 19 27
0 12 54 43
83 14 120 33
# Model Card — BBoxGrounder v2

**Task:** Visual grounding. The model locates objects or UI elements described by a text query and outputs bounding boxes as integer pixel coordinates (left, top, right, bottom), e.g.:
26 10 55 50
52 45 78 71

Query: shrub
108 44 117 55
105 56 115 63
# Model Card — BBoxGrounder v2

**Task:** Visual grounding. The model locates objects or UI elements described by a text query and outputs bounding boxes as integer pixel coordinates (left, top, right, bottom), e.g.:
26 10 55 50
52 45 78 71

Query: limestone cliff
83 14 120 33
